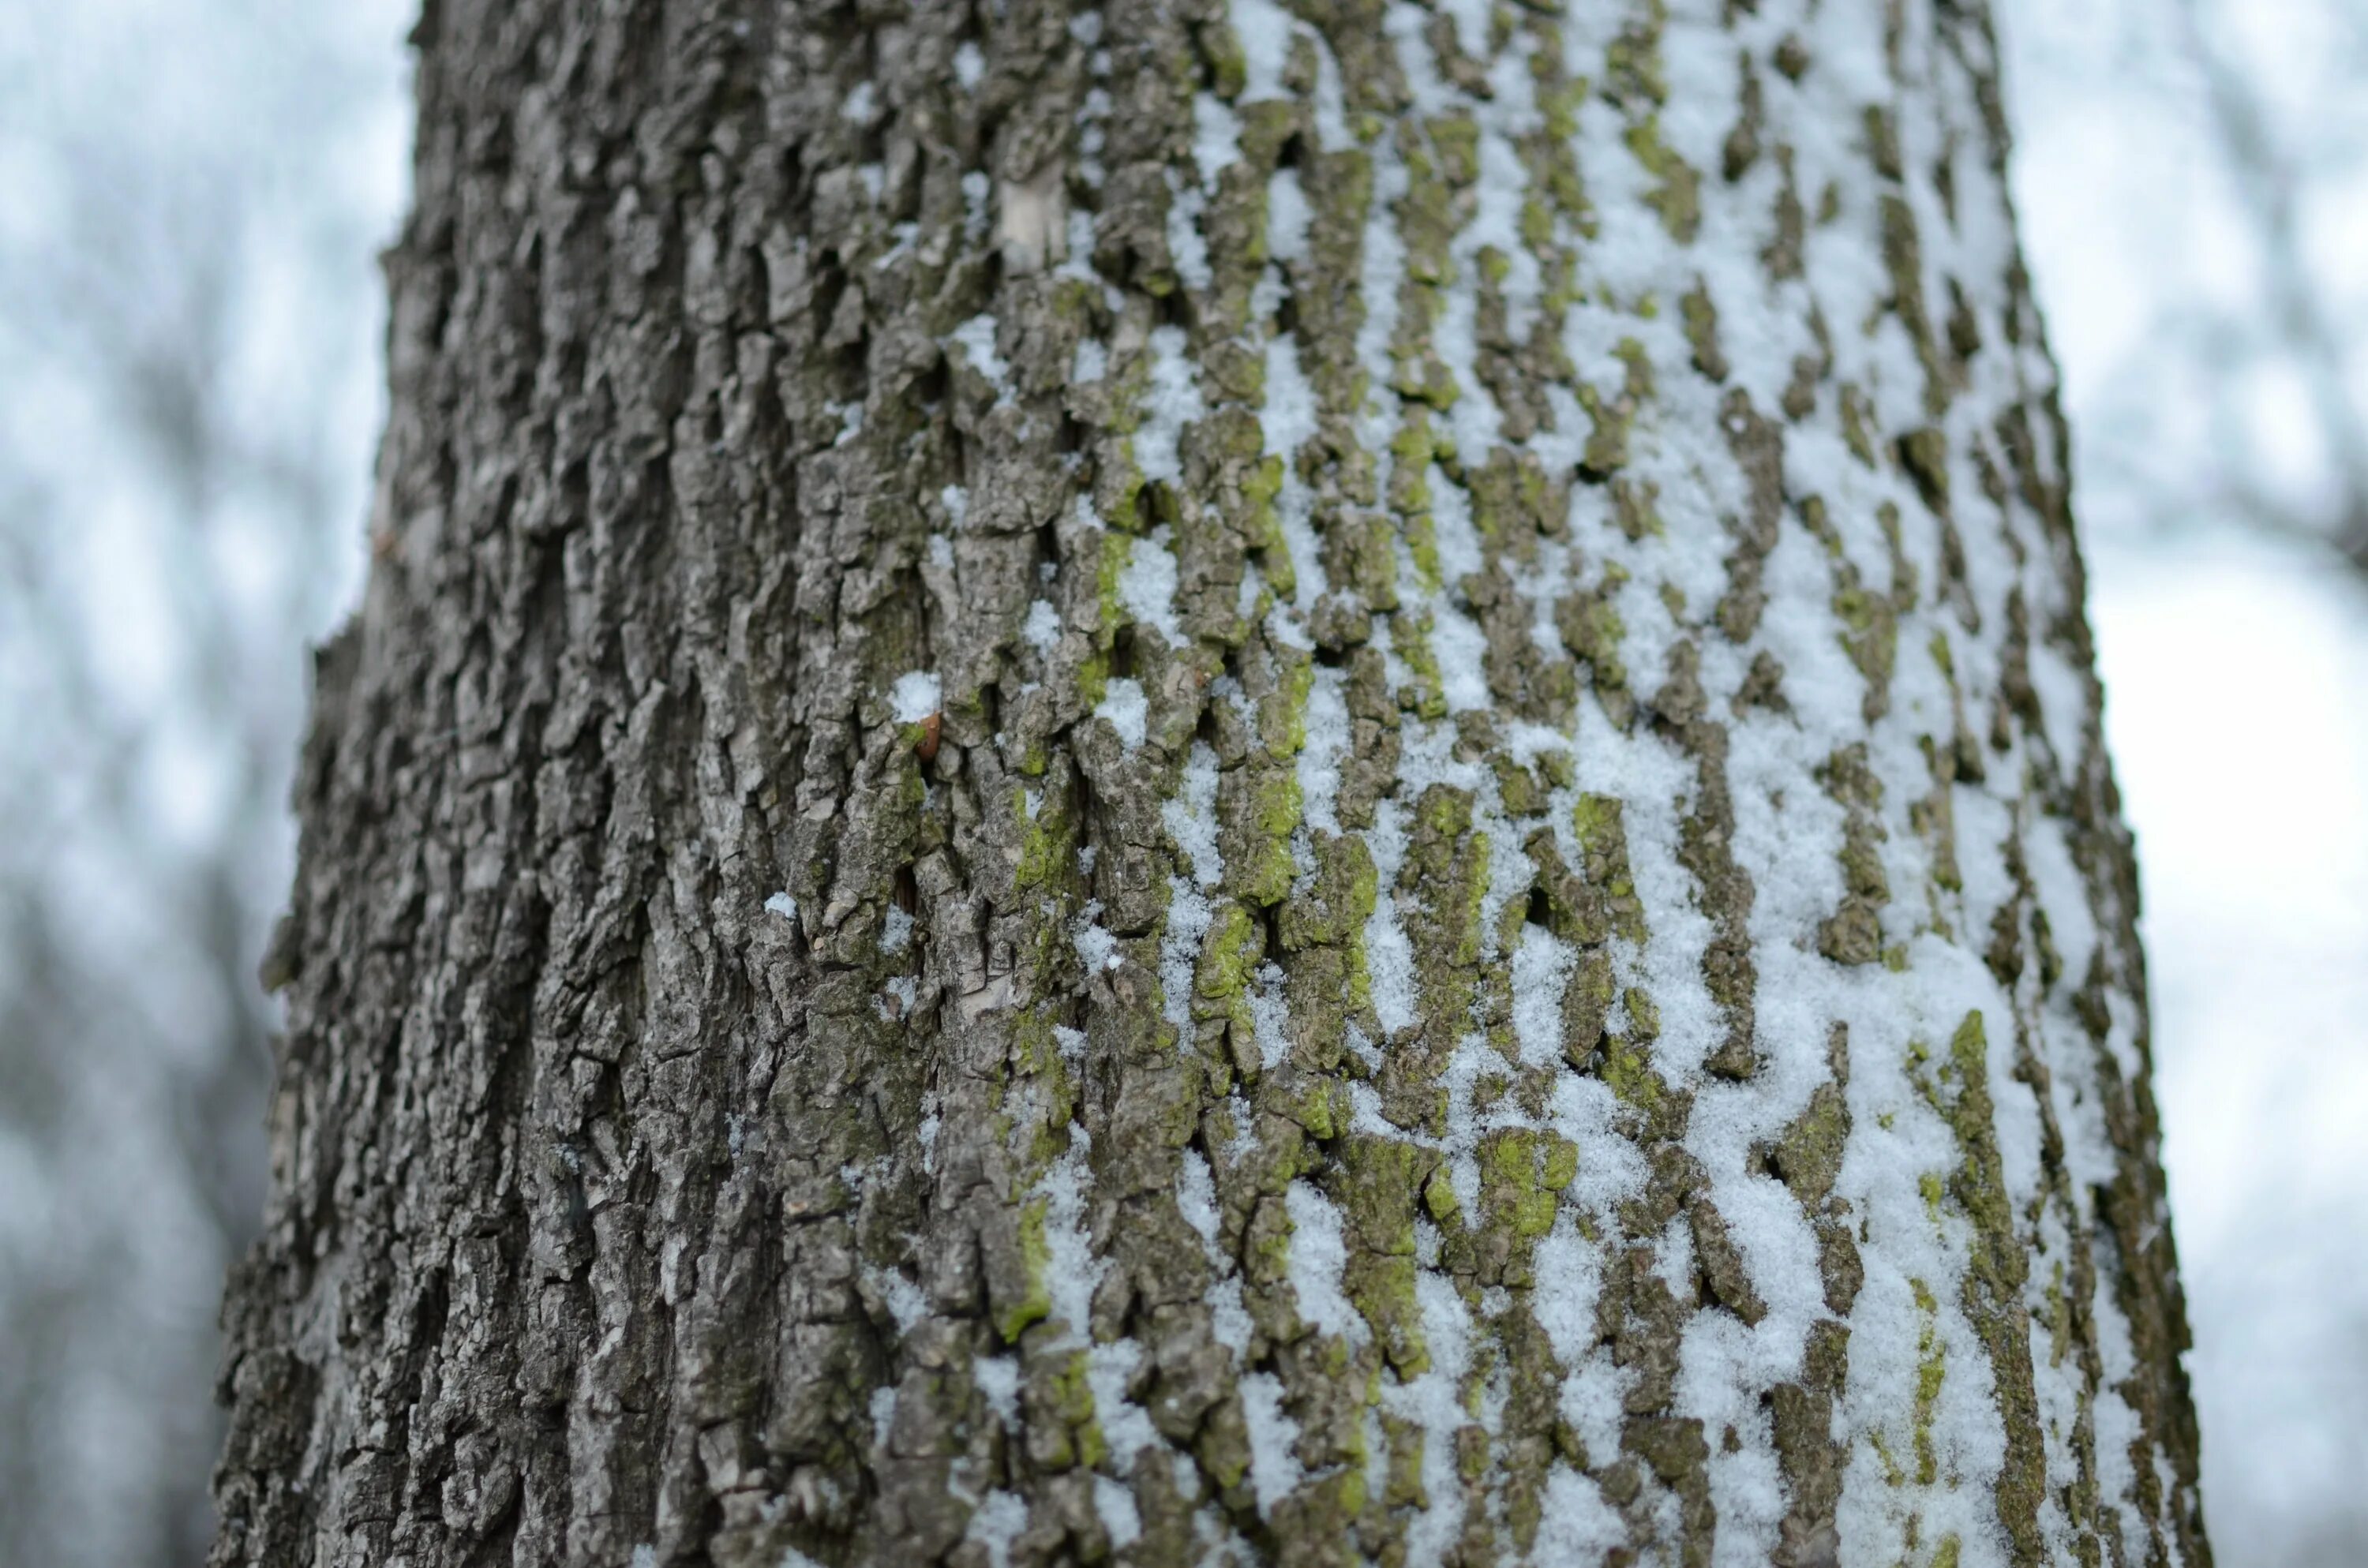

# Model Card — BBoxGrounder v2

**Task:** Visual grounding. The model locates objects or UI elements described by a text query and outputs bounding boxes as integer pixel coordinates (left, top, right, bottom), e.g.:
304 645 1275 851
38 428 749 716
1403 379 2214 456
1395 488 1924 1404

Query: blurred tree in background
0 0 2360 1563
0 3 407 1563
2010 0 2368 572
2007 4 2368 1562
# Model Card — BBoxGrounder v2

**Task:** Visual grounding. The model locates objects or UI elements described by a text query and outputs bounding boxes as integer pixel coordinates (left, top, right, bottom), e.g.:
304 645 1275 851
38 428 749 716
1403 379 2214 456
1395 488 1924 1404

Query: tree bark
213 1 2209 1564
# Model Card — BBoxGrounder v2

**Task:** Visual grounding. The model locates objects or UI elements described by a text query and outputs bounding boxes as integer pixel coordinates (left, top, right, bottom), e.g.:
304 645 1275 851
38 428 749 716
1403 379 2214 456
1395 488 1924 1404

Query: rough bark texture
214 1 2208 1565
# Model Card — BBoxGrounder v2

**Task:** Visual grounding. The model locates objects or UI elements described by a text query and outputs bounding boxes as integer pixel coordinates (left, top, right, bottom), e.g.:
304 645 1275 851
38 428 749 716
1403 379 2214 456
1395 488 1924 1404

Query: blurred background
0 1 2359 1563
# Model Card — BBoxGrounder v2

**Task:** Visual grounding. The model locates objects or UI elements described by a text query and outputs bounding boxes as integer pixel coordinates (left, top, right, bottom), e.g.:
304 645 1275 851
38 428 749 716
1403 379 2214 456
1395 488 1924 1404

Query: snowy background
0 1 2361 1562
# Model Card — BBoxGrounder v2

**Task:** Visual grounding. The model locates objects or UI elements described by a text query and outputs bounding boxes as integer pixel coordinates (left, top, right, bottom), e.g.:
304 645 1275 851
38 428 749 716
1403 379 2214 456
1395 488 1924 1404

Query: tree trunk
212 1 2209 1564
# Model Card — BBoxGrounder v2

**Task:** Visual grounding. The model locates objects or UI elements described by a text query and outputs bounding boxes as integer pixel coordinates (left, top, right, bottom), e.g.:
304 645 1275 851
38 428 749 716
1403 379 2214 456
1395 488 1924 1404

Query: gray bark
213 2 2208 1565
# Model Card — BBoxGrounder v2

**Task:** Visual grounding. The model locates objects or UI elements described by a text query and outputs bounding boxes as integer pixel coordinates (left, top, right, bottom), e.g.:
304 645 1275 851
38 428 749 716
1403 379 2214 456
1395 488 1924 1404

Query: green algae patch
1832 571 1900 720
1469 447 1565 548
1599 1032 1670 1122
1391 610 1452 721
1011 788 1075 893
1604 6 1670 107
1624 117 1701 241
1681 284 1727 381
1397 786 1493 1034
1770 1080 1849 1206
1479 1128 1579 1244
1555 586 1632 717
1909 1278 1946 1487
1280 833 1380 952
1920 1009 2049 1559
997 1197 1055 1342
1337 1134 1433 1375
1193 900 1263 1025
1577 383 1633 478
1222 765 1303 909
1572 793 1648 943
1033 1348 1105 1472
1816 745 1891 966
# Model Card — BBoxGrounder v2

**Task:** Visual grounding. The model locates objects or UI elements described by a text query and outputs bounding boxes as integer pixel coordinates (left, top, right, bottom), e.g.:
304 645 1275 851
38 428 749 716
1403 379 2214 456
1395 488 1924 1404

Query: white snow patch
1073 904 1122 974
1282 1181 1369 1344
1266 169 1310 264
1210 1276 1254 1354
1531 1225 1604 1362
1020 597 1062 653
1095 676 1149 749
1362 799 1420 1034
1529 1469 1628 1559
1178 1150 1223 1252
1163 171 1214 291
1193 92 1242 186
1164 743 1224 888
1133 326 1204 484
975 1356 1021 1424
889 670 942 722
1160 745 1225 1032
953 42 985 90
950 314 1009 392
1516 928 1572 1075
1238 1372 1304 1516
1430 604 1493 712
1230 0 1298 102
1094 1476 1143 1549
1117 530 1183 642
1295 668 1351 836
1085 1339 1163 1472
1247 963 1292 1068
961 170 991 238
1261 333 1319 458
873 1266 928 1334
964 1491 1029 1568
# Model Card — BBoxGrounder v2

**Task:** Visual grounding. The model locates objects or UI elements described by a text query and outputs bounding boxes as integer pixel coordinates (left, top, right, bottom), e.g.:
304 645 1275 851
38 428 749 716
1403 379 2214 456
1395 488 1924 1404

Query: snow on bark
214 1 2205 1566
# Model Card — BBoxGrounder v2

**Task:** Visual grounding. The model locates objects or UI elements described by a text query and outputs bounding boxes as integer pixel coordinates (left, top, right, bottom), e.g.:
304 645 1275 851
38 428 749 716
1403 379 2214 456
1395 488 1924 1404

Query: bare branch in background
2175 0 2368 574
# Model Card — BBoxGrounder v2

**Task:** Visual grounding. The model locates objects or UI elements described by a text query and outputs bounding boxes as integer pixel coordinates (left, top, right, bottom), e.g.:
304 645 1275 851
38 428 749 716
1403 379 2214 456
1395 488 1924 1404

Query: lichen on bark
214 1 2208 1566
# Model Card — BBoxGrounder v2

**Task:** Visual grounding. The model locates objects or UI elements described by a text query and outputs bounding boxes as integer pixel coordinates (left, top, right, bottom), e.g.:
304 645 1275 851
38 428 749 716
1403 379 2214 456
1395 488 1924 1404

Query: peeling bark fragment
1645 638 1762 1071
1938 1011 2049 1561
1690 1201 1768 1325
1815 745 1893 967
1623 1416 1716 1568
1770 1322 1853 1568
1771 1029 1852 1208
1716 389 1786 641
1900 426 1954 516
1732 649 1792 716
1723 67 1764 182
